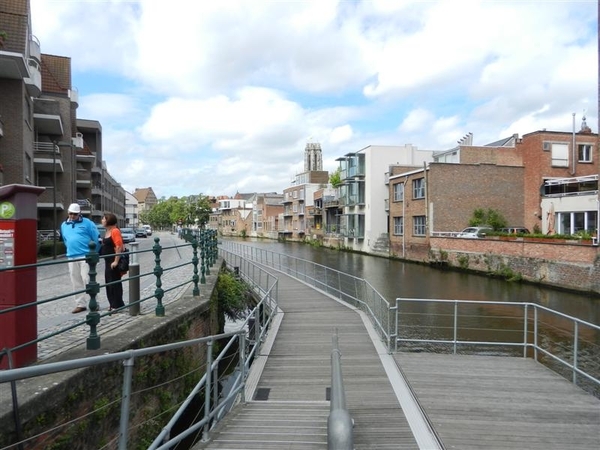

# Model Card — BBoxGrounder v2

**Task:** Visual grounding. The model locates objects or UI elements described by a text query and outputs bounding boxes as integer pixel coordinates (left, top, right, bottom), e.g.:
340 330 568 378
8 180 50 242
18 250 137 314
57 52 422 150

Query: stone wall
428 237 600 294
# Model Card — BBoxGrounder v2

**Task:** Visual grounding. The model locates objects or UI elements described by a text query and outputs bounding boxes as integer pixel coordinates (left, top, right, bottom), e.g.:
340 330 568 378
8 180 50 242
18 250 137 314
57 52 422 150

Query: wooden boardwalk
194 270 600 449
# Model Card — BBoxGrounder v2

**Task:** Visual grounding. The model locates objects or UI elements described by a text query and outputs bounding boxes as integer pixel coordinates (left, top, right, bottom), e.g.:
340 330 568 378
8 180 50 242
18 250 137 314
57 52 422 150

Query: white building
336 144 434 254
125 191 139 227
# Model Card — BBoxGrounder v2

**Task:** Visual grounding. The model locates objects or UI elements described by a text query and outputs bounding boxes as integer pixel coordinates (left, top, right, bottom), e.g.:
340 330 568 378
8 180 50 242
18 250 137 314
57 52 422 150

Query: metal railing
327 329 353 450
393 298 600 397
221 241 392 348
0 247 279 449
219 242 600 397
0 230 219 367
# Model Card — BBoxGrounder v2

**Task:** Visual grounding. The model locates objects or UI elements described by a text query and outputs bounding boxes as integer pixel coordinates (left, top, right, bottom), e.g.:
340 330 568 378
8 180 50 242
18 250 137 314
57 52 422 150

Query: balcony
0 48 28 80
24 58 41 97
37 188 65 211
73 133 84 150
33 142 64 173
76 171 92 186
34 99 64 135
69 87 79 107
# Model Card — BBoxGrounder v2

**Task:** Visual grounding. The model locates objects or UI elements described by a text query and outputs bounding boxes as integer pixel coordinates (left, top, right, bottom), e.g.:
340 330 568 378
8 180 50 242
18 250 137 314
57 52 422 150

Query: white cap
68 203 81 214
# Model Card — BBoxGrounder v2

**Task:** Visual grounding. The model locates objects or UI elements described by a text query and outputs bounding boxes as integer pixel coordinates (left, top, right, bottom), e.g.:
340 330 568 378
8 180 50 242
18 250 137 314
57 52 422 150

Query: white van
142 225 152 236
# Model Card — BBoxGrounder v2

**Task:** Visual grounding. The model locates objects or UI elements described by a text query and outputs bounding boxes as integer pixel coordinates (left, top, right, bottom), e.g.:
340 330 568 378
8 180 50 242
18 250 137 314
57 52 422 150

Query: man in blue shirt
60 203 100 313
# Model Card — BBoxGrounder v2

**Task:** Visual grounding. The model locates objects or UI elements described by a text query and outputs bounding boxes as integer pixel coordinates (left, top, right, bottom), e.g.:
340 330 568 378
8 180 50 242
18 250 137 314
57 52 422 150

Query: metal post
453 301 458 354
572 322 579 385
52 142 58 259
86 241 101 350
202 340 214 442
152 237 165 316
239 332 246 404
128 242 140 316
118 356 135 450
191 238 200 295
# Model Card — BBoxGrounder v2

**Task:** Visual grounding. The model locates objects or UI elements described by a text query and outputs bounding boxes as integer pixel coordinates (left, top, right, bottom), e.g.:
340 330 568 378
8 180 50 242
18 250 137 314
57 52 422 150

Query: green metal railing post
85 241 101 350
210 229 217 266
153 237 165 316
200 233 206 284
204 230 211 276
191 238 200 295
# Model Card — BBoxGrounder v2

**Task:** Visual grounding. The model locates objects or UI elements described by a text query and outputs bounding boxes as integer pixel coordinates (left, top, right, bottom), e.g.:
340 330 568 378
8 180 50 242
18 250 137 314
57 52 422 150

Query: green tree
469 208 507 230
329 168 343 187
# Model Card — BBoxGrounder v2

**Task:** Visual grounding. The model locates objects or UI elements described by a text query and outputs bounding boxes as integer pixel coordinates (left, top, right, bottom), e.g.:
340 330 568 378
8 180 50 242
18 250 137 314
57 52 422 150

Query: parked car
457 226 493 238
120 227 136 243
135 228 148 238
500 227 530 235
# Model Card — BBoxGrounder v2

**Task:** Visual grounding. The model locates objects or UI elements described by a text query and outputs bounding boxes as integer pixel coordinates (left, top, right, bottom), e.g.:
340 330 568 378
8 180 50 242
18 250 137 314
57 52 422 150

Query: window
413 216 426 236
393 217 404 235
578 144 592 162
412 178 425 199
393 183 404 202
551 143 569 167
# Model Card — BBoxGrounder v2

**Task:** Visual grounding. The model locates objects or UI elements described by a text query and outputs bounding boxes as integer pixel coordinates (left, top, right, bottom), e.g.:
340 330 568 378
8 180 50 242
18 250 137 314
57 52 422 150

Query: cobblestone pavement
34 232 212 362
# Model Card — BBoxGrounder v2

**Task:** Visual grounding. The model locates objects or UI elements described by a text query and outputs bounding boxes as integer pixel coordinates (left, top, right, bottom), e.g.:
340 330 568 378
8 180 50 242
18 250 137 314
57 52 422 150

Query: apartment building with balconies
1 0 125 232
335 144 434 254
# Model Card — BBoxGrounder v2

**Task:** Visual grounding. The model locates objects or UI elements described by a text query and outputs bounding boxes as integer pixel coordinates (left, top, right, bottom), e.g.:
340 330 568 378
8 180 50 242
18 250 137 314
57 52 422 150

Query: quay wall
424 238 600 295
0 263 223 450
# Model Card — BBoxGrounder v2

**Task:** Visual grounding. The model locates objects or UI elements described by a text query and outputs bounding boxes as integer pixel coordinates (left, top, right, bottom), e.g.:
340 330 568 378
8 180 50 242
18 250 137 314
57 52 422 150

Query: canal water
225 238 600 397
228 238 600 324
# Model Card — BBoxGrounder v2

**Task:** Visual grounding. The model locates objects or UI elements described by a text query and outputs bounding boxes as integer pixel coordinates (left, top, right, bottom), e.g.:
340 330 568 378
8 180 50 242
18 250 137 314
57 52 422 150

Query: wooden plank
394 353 600 449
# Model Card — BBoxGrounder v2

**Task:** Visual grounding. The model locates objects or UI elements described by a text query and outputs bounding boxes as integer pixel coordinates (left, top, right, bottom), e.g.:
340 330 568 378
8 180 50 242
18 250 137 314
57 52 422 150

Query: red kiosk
0 184 45 369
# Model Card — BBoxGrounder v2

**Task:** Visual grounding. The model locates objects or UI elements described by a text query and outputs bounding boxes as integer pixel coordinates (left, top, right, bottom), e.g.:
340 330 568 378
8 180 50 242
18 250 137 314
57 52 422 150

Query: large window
393 216 404 235
558 211 597 235
412 178 425 199
413 216 426 236
393 183 404 202
578 144 592 162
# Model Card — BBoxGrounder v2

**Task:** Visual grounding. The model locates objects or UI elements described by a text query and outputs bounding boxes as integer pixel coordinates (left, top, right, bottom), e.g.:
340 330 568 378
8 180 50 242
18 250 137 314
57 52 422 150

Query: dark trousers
105 264 124 309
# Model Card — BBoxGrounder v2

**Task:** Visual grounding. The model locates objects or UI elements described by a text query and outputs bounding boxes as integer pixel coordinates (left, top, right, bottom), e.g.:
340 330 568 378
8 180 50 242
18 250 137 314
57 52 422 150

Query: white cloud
29 0 597 197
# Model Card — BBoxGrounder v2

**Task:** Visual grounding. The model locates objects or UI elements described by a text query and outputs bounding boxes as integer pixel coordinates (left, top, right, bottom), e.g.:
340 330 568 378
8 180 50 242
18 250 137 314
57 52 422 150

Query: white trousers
68 259 90 308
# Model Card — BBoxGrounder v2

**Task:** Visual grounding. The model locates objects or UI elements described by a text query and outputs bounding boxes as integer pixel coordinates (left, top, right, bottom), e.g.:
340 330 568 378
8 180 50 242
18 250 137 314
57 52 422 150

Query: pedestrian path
193 268 428 449
193 264 600 450
35 237 199 362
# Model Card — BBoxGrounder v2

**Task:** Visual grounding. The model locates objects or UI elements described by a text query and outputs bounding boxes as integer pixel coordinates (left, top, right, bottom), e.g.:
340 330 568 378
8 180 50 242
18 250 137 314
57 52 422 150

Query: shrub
38 241 66 258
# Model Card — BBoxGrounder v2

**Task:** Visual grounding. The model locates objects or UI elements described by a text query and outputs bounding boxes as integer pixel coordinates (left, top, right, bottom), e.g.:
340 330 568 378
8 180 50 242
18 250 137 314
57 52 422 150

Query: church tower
304 142 323 172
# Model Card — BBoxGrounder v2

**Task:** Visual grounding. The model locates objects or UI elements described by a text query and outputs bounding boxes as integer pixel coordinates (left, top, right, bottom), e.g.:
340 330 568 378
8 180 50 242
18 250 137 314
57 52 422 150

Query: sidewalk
34 236 208 362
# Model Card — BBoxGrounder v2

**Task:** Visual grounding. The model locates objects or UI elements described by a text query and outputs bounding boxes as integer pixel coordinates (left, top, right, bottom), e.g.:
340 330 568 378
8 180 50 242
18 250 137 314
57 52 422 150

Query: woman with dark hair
100 213 125 312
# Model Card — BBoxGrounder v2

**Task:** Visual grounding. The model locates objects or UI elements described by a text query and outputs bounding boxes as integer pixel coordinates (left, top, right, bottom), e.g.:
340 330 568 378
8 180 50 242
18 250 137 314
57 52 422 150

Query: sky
30 0 598 199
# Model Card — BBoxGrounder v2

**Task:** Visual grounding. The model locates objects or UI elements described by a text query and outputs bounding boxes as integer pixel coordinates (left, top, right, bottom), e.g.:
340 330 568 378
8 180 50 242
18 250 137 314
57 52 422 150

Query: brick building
388 127 598 260
0 0 124 232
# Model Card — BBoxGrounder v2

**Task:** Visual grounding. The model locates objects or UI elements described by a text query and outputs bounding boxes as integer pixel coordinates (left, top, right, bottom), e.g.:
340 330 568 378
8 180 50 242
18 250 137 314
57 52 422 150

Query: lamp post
52 141 58 259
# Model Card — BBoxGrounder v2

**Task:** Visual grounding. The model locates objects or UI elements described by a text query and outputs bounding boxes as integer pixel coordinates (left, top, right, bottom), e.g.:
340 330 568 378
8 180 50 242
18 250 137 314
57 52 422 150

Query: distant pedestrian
60 203 99 314
99 213 125 312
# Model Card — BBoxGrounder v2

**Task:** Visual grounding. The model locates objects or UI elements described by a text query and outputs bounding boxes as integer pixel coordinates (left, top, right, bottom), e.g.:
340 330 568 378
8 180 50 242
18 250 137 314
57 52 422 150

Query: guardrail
220 241 392 349
327 329 353 450
0 246 279 449
0 230 218 368
393 298 600 397
219 241 600 398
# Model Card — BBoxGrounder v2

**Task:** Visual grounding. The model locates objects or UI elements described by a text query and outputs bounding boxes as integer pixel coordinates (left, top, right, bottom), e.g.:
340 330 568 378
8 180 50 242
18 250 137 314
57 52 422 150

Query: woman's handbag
117 248 130 273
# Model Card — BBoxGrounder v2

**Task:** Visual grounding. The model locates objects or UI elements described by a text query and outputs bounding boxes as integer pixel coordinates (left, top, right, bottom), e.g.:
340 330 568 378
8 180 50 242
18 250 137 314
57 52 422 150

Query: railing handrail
393 297 600 393
1 246 279 449
327 329 353 449
221 241 392 348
